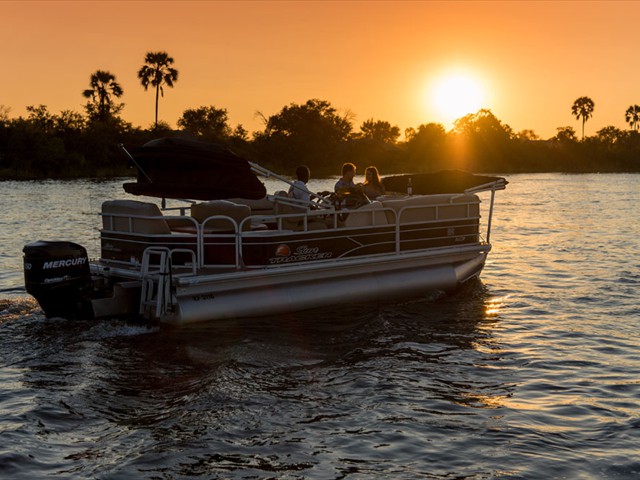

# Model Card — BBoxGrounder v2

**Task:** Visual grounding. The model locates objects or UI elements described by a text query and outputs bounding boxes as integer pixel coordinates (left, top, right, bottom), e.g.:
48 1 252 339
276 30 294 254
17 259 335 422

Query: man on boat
289 165 312 202
334 163 357 193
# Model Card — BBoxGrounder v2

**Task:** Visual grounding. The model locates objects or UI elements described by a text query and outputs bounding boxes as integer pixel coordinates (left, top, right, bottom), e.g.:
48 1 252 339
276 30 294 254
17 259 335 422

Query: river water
0 174 638 479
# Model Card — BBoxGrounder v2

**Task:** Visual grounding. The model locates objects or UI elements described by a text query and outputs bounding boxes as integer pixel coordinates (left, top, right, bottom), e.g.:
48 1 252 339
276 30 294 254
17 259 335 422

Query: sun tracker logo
275 244 291 257
269 244 332 264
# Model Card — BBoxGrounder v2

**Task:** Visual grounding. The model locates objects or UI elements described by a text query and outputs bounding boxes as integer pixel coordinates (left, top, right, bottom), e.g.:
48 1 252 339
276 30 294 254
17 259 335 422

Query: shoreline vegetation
1 100 639 181
3 51 639 180
3 96 640 180
2 101 639 181
0 51 640 181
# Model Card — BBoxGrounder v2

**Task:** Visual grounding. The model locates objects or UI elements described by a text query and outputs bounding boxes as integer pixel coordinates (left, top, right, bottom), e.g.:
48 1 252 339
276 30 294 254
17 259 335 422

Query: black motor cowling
23 241 93 319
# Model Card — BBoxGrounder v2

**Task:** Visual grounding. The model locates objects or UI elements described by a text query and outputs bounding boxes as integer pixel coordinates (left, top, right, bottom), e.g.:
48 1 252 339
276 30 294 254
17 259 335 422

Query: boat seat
341 201 389 228
228 196 275 215
273 191 328 231
380 193 480 224
191 200 253 232
101 200 171 234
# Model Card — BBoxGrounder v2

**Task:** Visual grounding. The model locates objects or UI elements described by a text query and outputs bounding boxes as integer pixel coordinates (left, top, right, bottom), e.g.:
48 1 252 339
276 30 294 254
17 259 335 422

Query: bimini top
123 137 267 200
382 170 507 195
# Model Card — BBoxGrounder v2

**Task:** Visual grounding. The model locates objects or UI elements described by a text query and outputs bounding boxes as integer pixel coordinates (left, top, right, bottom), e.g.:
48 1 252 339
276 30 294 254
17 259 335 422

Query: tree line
1 51 639 179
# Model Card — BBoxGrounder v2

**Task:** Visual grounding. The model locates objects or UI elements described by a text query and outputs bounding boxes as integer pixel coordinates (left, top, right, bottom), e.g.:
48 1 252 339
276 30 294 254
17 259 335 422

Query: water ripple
1 175 640 478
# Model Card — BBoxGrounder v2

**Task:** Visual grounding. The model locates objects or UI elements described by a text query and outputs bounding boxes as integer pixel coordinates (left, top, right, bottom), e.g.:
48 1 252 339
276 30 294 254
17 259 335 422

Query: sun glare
428 73 486 125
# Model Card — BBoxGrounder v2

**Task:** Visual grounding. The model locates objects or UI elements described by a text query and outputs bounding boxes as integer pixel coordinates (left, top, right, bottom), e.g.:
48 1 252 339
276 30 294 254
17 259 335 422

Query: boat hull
159 245 488 326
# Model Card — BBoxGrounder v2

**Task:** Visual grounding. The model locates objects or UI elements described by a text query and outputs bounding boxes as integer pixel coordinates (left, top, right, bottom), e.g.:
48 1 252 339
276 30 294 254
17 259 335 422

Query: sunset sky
2 0 639 139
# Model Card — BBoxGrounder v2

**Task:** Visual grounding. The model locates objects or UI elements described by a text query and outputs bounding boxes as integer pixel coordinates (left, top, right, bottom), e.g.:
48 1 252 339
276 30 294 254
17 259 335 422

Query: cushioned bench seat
228 196 275 215
102 200 171 234
191 200 251 232
341 201 389 228
102 199 265 236
189 200 269 233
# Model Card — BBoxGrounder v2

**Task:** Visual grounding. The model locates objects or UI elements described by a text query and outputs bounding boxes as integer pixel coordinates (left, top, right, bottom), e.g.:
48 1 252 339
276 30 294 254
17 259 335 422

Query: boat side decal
269 244 333 264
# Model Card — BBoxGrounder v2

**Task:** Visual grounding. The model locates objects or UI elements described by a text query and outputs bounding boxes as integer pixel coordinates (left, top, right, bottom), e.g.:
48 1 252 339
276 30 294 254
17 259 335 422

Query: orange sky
2 0 639 139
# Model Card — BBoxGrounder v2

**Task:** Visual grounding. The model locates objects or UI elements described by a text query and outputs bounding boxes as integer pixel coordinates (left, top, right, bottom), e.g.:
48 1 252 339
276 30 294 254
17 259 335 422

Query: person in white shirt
289 165 312 203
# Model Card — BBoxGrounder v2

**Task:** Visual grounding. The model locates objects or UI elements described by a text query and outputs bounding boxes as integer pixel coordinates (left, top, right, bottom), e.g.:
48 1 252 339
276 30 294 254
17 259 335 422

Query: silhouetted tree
404 122 447 171
554 126 578 143
253 99 353 173
82 70 124 121
595 126 624 148
231 124 248 141
0 105 10 124
516 129 540 141
55 110 86 133
404 127 416 141
3 109 66 175
453 109 514 139
411 123 447 141
138 51 179 129
177 106 232 141
54 110 87 156
343 119 403 174
571 96 595 140
625 105 640 131
452 109 515 170
358 119 400 143
261 99 352 140
26 105 55 132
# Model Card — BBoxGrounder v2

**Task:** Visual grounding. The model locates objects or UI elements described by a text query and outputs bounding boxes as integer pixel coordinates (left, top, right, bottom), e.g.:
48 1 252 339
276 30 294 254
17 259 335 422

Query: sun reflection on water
484 295 509 317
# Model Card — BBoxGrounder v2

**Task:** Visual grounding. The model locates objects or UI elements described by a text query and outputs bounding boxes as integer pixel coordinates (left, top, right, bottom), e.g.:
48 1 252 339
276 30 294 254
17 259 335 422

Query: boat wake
82 321 160 339
0 296 42 323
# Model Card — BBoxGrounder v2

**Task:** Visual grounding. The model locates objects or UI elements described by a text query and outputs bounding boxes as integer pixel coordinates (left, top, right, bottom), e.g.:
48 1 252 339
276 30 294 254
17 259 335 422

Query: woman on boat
362 166 385 199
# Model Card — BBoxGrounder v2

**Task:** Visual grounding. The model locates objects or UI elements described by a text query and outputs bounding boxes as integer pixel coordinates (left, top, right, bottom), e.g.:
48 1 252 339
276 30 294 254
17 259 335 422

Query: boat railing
392 205 481 254
101 209 200 236
200 215 247 269
100 193 490 272
100 209 200 270
394 202 480 226
139 246 198 318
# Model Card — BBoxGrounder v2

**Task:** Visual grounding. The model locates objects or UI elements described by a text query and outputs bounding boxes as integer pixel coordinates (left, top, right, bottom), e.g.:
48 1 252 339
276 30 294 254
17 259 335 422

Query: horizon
2 1 639 139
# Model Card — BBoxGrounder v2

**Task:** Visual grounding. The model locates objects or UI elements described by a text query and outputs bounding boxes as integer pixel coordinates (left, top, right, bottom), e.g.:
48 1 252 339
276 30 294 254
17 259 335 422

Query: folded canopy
382 170 507 195
123 137 267 200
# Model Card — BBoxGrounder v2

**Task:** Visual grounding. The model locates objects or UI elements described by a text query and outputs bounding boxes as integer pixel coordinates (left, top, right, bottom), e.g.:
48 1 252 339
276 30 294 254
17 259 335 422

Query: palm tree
82 70 124 121
625 105 640 131
138 51 179 128
571 96 595 140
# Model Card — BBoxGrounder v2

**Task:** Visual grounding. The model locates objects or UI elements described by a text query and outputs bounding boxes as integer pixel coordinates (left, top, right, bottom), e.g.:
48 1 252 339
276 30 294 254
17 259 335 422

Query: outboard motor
23 241 93 319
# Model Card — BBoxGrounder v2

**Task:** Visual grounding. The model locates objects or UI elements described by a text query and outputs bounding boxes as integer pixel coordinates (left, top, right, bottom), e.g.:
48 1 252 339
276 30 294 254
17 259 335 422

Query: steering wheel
311 191 336 210
330 189 371 222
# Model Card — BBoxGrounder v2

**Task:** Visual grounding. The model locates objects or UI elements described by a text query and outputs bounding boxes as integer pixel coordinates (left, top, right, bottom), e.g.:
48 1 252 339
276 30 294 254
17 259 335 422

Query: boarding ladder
139 247 196 320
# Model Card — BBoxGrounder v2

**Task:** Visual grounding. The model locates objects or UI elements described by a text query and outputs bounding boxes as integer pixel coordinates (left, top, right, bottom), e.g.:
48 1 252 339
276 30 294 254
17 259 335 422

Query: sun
427 73 486 125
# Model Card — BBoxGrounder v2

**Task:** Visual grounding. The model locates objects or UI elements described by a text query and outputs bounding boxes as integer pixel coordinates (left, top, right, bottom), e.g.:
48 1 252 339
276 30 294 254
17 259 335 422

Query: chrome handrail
100 194 494 272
